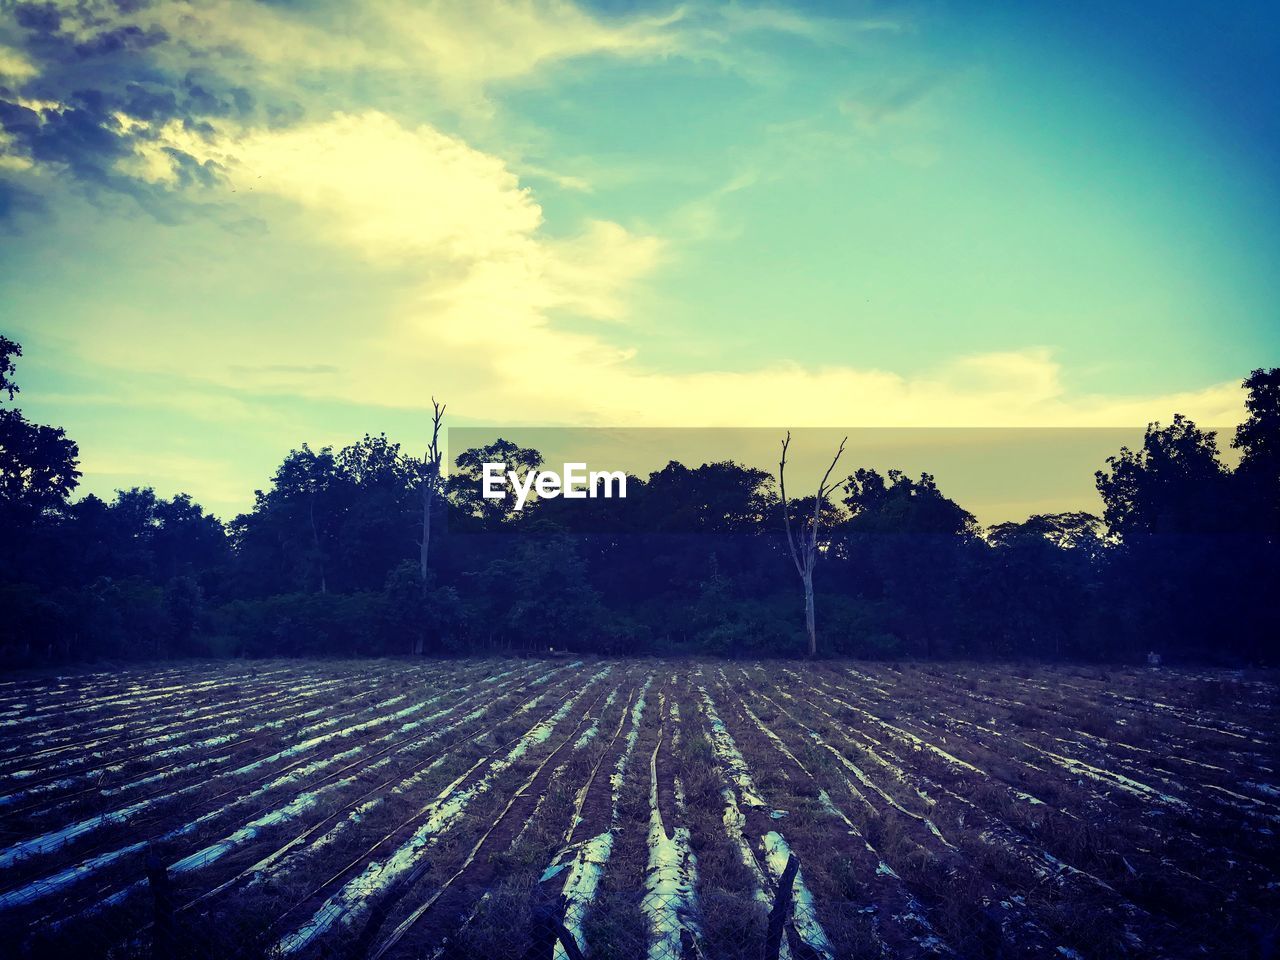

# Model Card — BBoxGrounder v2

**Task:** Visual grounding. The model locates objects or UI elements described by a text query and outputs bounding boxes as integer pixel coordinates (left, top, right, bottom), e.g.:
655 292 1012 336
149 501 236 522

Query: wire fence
22 853 843 960
471 870 839 960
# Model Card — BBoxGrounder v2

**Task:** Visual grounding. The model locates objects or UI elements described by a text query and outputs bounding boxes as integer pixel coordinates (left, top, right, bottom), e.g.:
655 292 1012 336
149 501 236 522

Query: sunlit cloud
0 43 36 80
70 110 1250 434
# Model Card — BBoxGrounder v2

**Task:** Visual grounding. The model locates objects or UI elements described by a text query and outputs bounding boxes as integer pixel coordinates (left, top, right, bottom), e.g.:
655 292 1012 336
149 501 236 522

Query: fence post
680 927 705 960
763 853 799 960
524 895 587 960
522 896 586 960
145 851 173 960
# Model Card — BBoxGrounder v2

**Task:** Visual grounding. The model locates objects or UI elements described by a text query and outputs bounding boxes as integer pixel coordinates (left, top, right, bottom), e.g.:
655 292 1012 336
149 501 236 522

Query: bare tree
779 430 847 657
419 398 446 595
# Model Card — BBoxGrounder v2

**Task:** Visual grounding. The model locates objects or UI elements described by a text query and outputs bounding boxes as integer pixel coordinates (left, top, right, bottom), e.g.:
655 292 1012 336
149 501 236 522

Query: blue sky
1 0 1276 518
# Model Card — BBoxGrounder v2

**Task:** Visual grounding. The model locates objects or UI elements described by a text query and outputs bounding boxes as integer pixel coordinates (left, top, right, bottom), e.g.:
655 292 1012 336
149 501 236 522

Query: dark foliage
1 335 1276 665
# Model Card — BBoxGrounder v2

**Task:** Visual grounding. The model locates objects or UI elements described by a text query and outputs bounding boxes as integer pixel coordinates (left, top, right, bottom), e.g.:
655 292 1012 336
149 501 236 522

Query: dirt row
2 659 1275 960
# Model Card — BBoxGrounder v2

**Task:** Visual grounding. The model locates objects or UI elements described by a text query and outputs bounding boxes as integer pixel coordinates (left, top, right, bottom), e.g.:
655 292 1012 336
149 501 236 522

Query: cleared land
0 659 1275 959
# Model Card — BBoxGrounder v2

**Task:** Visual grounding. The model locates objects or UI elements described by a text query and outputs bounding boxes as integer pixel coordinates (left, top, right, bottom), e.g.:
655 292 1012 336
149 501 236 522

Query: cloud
0 0 700 216
218 111 663 321
229 364 340 377
372 0 683 90
2 0 1254 527
0 0 890 218
135 0 683 86
231 112 544 264
0 0 252 219
451 345 1246 429
55 108 1246 436
840 73 941 130
711 4 900 42
0 43 37 80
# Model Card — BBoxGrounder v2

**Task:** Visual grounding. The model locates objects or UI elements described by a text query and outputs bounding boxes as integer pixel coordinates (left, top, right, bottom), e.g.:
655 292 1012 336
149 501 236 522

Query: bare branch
426 397 446 475
777 431 849 657
779 431 805 577
805 435 842 550
816 435 847 499
420 397 447 611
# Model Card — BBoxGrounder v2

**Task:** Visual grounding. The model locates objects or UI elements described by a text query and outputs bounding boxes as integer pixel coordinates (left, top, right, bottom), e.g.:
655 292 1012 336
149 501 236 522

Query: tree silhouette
1 334 1277 667
1095 415 1229 538
0 335 20 401
418 399 446 606
778 431 847 657
0 336 81 521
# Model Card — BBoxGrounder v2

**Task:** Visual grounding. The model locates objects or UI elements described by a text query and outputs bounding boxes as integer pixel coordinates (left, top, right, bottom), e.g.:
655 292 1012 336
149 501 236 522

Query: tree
0 335 81 522
0 335 20 401
1228 369 1280 658
1095 415 1229 538
842 469 978 537
778 431 846 657
468 532 601 649
150 493 228 583
419 399 445 598
334 434 420 591
0 412 82 516
1095 417 1238 660
837 469 978 658
382 560 461 656
986 513 1105 658
1233 368 1280 534
164 576 203 655
231 445 347 596
450 439 543 526
987 512 1105 553
82 487 228 583
1234 368 1280 475
587 460 775 612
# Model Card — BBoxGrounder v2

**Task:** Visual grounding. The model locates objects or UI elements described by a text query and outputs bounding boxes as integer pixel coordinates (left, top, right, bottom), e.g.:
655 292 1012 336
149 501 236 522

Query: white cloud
233 112 543 264
47 0 887 124
0 44 37 81
121 0 686 113
711 4 899 42
379 0 683 87
96 109 1249 433
0 130 34 171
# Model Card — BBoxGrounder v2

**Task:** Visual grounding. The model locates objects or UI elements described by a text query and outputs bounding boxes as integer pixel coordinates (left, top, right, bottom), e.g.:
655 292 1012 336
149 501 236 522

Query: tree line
1 334 1276 665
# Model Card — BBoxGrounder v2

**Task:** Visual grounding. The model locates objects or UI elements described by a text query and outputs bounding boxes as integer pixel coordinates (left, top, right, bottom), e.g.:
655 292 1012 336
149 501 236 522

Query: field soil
0 658 1275 960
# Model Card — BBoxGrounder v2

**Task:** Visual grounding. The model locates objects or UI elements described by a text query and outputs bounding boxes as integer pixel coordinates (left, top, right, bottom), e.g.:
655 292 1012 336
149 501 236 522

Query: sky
1 0 1277 521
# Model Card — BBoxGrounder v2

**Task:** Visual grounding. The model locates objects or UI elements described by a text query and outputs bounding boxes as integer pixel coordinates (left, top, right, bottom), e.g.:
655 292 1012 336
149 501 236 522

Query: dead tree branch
778 432 847 657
